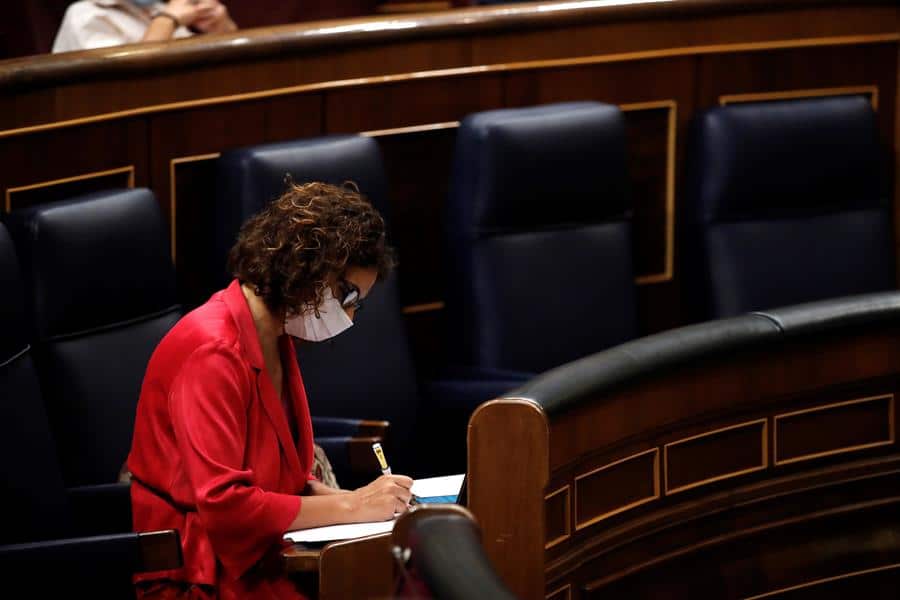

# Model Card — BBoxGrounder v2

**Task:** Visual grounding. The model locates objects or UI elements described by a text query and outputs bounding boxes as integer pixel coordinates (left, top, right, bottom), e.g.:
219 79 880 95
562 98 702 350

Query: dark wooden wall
0 0 897 375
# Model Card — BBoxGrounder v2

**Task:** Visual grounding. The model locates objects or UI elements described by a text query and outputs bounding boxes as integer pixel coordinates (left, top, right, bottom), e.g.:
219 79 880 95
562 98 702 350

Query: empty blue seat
0 221 181 594
684 95 895 319
445 101 638 374
7 188 182 487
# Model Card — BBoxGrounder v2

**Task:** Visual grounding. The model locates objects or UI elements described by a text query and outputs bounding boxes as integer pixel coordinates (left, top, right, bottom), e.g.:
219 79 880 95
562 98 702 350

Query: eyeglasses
339 280 363 313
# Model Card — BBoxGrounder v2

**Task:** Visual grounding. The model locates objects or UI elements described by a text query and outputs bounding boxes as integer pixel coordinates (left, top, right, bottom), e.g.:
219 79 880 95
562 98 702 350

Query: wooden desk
0 1 896 374
283 534 395 599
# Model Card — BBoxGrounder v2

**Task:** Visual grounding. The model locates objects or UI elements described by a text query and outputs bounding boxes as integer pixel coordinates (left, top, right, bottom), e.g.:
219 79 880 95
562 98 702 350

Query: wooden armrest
355 420 390 438
140 529 183 572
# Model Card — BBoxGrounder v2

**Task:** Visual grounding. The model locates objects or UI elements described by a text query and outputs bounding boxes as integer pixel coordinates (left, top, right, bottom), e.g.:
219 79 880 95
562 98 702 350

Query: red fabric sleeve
169 342 302 577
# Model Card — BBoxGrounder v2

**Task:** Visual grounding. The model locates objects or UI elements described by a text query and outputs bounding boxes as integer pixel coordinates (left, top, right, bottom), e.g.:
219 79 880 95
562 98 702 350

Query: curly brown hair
228 181 394 316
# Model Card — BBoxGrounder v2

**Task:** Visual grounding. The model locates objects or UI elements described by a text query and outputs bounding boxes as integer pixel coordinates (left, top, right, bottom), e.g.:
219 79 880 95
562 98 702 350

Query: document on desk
283 474 465 543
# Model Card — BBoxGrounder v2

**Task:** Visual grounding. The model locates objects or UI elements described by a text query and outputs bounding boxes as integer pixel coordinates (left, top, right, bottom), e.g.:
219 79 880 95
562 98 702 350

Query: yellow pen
372 442 391 475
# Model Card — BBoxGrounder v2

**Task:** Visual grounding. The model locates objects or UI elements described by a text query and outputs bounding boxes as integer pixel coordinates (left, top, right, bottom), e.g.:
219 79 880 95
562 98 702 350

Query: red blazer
128 280 315 598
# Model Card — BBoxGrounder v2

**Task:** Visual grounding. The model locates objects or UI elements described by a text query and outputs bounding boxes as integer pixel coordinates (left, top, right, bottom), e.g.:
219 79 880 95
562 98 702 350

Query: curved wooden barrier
468 292 900 599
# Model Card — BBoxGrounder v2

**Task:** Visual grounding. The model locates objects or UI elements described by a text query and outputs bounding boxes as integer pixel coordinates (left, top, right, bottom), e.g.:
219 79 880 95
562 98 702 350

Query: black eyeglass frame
338 280 363 312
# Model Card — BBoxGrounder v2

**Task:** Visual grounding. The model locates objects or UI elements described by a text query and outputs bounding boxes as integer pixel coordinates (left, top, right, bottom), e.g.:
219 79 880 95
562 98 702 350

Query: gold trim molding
545 583 572 600
1 33 896 140
720 85 880 110
743 562 900 600
4 165 135 213
621 100 677 285
169 152 221 262
773 394 895 467
544 484 571 550
361 121 460 137
664 419 768 495
401 301 445 315
574 447 660 531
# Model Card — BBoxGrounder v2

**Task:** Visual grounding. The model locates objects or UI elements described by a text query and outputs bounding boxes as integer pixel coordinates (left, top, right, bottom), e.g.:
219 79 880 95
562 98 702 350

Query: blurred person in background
53 0 237 53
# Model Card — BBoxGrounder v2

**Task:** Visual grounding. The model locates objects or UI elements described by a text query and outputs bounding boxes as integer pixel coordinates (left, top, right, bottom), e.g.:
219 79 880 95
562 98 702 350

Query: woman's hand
347 474 413 522
164 0 207 28
191 0 238 33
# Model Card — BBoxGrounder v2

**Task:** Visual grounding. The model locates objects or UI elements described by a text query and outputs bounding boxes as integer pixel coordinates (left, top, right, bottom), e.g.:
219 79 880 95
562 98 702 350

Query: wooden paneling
0 118 149 213
326 76 503 133
664 419 768 495
4 165 134 213
574 448 659 531
372 127 458 308
544 485 571 550
775 395 895 466
150 95 323 305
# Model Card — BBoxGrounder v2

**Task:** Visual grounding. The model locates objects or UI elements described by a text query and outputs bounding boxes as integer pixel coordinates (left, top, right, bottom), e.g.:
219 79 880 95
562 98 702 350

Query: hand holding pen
340 443 413 522
373 443 419 506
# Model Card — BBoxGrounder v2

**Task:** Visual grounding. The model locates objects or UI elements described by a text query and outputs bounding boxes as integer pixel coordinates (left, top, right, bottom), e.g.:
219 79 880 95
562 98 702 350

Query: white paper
284 519 395 543
411 473 465 498
283 473 466 543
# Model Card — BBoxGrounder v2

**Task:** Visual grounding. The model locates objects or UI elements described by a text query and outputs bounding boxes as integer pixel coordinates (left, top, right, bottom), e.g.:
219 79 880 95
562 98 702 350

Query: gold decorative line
361 121 460 138
4 165 135 213
1 33 896 139
544 484 571 550
664 419 768 496
620 100 677 285
742 562 900 600
169 152 220 262
545 583 572 600
574 447 660 531
401 301 445 315
773 394 895 467
720 85 880 110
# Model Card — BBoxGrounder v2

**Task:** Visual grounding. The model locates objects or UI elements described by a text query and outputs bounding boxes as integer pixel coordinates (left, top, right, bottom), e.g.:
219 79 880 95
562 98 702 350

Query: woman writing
127 182 412 598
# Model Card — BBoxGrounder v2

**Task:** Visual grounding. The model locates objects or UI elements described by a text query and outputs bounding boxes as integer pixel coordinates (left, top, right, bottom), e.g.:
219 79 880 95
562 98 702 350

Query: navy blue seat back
684 95 894 319
0 223 72 544
216 136 421 473
9 189 182 487
446 102 638 373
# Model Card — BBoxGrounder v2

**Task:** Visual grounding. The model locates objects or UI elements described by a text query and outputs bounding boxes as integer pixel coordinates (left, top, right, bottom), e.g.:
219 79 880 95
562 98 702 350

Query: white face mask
284 287 353 342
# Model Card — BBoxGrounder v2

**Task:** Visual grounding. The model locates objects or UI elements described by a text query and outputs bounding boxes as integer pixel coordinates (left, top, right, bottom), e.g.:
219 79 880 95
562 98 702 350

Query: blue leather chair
445 101 639 375
216 136 520 477
7 189 182 488
0 221 181 594
684 95 895 320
